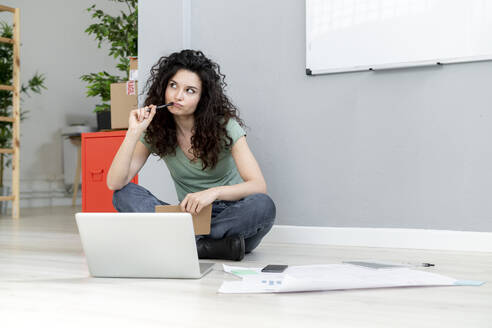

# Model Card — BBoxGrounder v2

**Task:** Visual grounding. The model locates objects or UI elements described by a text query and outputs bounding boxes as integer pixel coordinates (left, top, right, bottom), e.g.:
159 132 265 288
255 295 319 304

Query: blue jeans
112 183 276 253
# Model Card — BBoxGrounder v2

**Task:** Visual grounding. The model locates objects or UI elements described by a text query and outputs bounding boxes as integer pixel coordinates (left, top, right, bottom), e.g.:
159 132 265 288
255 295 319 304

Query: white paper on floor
219 263 481 294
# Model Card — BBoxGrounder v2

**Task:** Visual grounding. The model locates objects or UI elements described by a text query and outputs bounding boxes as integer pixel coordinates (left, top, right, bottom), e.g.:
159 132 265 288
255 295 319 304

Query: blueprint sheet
219 264 484 294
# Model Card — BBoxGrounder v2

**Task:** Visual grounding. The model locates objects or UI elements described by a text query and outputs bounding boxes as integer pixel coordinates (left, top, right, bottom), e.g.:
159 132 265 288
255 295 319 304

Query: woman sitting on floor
107 49 276 261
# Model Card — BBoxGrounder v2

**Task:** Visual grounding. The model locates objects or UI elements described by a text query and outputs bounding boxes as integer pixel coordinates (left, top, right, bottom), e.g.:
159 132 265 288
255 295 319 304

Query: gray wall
1 0 121 205
137 0 186 205
141 0 492 232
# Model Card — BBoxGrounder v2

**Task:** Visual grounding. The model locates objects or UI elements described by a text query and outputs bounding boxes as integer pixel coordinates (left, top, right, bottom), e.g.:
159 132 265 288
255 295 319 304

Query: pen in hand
146 102 174 112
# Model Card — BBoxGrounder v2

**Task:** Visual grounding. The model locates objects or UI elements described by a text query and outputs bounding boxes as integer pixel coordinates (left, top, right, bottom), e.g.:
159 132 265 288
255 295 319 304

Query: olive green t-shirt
140 119 246 202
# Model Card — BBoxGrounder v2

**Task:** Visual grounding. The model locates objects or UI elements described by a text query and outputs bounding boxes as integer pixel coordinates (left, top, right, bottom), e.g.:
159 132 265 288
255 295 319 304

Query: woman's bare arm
107 105 156 190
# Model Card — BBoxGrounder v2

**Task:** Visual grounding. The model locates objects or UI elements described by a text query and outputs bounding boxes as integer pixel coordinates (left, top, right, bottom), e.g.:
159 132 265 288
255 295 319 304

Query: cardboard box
110 57 139 129
155 204 212 235
110 82 138 129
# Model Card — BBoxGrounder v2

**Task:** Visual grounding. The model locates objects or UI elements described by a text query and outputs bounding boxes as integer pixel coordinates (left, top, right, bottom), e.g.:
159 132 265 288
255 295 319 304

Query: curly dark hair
143 49 245 170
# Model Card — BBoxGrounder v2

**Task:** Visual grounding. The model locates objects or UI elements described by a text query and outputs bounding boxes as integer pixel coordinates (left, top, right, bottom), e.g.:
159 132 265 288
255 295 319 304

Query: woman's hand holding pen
128 105 156 133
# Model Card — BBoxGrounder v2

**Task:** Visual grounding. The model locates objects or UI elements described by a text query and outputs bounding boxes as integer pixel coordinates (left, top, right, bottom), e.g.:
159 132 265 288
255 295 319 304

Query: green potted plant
81 0 138 130
0 21 46 212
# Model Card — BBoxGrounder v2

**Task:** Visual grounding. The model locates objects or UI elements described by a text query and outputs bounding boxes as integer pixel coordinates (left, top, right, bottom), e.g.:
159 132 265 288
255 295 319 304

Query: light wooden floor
0 206 490 328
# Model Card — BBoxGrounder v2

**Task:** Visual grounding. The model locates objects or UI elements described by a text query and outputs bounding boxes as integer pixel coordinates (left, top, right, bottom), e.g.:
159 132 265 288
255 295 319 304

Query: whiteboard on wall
306 0 492 75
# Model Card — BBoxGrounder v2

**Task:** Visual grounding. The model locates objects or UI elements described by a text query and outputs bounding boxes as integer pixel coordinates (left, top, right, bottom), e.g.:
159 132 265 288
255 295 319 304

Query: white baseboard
2 178 80 208
263 225 492 252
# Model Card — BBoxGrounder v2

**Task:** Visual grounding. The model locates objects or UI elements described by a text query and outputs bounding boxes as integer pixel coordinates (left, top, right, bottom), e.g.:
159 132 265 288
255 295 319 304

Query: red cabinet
82 130 138 212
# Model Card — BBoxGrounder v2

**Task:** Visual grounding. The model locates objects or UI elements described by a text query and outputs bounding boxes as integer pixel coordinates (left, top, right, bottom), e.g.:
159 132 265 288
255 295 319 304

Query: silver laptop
75 212 214 279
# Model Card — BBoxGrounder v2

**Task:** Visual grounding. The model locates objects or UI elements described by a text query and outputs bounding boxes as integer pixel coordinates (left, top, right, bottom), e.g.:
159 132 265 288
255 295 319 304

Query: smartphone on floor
261 264 288 273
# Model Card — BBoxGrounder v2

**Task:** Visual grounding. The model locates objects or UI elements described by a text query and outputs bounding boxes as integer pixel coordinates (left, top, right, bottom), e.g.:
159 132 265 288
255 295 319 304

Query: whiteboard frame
306 55 492 76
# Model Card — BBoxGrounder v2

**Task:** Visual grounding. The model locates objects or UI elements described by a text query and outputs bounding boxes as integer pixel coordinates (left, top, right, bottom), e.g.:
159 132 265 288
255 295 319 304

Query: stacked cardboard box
110 57 138 129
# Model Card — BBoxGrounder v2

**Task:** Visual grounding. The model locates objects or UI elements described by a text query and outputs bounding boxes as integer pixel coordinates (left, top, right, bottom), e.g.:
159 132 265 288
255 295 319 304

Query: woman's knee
247 193 276 222
112 183 138 209
113 182 132 197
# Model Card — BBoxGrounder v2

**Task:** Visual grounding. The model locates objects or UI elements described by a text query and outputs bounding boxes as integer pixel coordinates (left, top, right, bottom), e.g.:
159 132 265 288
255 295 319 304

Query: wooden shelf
0 5 14 13
0 148 14 154
0 5 20 219
0 116 14 123
0 36 14 44
0 85 14 91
